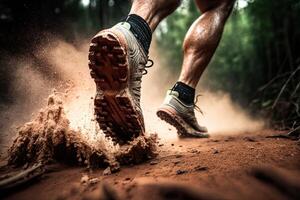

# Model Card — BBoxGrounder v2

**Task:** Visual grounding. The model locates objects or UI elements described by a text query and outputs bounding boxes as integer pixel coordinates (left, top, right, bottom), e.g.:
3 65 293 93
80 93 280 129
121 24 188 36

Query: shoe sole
157 107 208 138
89 30 144 143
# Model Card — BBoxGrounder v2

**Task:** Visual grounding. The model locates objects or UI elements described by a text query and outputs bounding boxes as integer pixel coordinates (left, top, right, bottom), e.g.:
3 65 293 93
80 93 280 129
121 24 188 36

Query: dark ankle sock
171 82 195 105
122 14 152 54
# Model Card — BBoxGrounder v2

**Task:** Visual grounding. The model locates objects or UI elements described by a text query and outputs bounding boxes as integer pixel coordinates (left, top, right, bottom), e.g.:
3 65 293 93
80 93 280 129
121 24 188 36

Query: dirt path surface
1 130 300 200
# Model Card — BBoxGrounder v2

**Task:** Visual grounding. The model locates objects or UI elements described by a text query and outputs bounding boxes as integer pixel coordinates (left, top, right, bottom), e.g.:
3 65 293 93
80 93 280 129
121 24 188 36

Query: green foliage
156 1 198 70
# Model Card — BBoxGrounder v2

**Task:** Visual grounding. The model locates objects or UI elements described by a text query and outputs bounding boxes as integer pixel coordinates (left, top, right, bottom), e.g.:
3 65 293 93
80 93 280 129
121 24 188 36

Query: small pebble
103 167 112 175
176 169 188 175
194 166 208 171
81 175 89 184
150 161 159 165
173 160 181 165
213 149 219 154
244 136 256 142
191 149 200 154
89 178 99 184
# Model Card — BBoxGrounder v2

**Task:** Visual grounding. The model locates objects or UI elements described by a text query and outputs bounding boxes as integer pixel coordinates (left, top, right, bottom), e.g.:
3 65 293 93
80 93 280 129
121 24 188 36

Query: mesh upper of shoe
112 23 152 110
162 90 208 133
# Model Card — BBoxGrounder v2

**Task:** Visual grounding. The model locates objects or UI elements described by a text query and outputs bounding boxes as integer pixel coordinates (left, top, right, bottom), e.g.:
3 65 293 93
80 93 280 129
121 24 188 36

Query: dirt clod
213 149 219 154
7 93 158 170
194 166 208 171
173 159 181 165
244 136 256 142
176 169 188 175
150 161 158 165
103 167 112 176
81 175 89 185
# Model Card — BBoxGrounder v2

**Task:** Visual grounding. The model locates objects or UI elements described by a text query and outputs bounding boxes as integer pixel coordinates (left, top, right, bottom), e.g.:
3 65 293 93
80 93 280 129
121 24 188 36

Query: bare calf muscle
158 0 235 137
179 0 236 88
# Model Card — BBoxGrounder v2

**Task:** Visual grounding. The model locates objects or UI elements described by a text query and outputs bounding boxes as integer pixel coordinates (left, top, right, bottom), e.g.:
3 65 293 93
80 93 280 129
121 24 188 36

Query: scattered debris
173 159 181 165
150 161 159 165
190 149 200 154
80 175 89 185
266 134 290 139
243 136 256 142
213 149 219 154
194 166 208 172
266 128 300 140
103 167 112 176
81 174 100 186
89 178 100 185
0 163 45 192
7 94 109 168
176 169 188 175
115 134 158 166
7 93 158 171
224 136 235 142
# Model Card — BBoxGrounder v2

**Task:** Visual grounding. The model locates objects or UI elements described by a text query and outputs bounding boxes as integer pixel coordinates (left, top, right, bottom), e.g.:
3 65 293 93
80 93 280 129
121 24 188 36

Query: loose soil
1 129 299 200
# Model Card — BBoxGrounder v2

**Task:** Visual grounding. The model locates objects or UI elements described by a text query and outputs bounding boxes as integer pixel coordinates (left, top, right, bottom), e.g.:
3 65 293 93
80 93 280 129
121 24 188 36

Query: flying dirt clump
7 92 158 170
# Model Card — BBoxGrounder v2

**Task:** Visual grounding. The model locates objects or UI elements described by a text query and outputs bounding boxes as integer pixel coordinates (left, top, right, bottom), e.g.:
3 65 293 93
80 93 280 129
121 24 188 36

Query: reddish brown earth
1 130 300 200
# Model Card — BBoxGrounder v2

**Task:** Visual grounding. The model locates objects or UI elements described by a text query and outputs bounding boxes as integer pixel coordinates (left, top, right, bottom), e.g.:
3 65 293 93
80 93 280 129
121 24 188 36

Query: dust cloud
142 40 265 141
2 37 264 153
6 38 158 167
0 59 53 151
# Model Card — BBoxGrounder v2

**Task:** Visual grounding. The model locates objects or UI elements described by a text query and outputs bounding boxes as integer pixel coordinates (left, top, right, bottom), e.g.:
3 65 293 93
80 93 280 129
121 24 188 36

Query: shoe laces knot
142 59 154 75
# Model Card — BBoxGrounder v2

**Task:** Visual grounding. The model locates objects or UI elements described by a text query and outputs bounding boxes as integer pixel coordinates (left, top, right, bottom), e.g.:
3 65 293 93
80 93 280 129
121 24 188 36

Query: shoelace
142 58 154 75
168 87 204 115
131 58 154 102
194 94 204 115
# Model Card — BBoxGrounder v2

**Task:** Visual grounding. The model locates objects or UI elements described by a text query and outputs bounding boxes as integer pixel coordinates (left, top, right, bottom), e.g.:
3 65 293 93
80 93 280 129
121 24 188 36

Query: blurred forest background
0 0 299 130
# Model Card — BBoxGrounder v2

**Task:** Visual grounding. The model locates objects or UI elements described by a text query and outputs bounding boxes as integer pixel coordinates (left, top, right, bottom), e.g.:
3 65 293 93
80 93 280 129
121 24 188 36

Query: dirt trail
1 130 299 200
0 39 299 199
